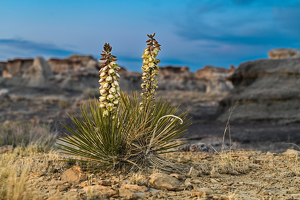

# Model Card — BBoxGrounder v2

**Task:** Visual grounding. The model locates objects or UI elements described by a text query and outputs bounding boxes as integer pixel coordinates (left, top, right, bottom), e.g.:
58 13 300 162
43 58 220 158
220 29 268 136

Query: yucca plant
58 35 191 173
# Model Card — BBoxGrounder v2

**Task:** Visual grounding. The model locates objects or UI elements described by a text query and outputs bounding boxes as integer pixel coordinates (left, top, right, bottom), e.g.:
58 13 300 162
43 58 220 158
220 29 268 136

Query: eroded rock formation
23 57 53 88
195 65 235 93
48 54 101 73
216 57 300 124
0 55 235 94
268 48 300 59
5 58 33 77
0 62 6 76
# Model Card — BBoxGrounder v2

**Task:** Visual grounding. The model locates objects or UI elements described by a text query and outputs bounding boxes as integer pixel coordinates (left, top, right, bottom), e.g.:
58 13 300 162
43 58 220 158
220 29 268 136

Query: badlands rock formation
0 54 235 94
22 57 53 88
216 57 300 124
195 65 235 93
0 62 6 76
158 66 206 91
48 54 99 73
268 48 300 59
3 58 33 77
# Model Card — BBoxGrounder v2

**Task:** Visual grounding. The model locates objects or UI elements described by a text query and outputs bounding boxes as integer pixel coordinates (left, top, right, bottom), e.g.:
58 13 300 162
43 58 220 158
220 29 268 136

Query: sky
0 0 300 72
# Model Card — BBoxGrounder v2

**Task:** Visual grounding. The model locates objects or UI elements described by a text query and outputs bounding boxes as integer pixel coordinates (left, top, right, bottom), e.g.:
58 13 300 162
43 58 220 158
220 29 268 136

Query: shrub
0 122 57 152
58 99 70 109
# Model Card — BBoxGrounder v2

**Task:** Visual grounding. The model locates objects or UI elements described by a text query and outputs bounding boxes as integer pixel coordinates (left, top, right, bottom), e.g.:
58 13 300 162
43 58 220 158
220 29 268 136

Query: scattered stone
149 173 185 191
187 167 200 178
82 185 117 198
121 183 148 192
190 142 211 152
30 172 44 178
170 173 185 180
61 166 86 183
118 188 137 200
98 179 116 186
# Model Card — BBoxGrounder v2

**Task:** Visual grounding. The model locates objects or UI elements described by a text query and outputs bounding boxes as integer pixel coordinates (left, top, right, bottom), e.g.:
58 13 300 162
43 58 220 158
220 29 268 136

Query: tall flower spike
141 33 161 103
99 43 121 117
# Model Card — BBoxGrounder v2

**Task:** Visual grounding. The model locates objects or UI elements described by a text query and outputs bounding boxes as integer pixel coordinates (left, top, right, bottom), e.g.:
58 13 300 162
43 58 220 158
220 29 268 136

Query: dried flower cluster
141 33 161 102
98 43 121 117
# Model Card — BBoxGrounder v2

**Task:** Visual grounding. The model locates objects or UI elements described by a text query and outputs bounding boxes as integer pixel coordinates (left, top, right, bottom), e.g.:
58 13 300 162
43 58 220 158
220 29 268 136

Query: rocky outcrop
5 58 33 77
0 61 6 76
22 57 53 88
48 54 101 73
157 66 206 91
216 58 300 123
56 68 99 91
0 55 235 94
268 48 300 59
48 58 82 73
195 65 235 93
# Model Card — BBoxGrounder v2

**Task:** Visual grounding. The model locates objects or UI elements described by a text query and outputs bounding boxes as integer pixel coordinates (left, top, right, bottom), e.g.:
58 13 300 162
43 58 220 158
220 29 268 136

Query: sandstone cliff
216 57 300 124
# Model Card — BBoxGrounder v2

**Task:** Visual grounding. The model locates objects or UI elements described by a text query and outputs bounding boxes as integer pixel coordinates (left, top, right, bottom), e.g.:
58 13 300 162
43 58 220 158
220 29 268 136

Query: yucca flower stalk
99 43 121 117
141 33 161 103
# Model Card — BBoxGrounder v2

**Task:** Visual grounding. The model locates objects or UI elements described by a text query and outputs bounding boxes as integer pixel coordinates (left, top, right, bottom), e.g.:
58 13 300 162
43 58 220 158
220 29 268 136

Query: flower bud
107 94 115 101
102 66 109 72
103 83 110 89
99 103 106 109
99 96 106 102
113 99 119 105
100 72 107 78
106 76 113 83
106 103 114 111
99 78 105 84
109 87 116 94
108 69 115 75
100 89 108 95
113 81 119 86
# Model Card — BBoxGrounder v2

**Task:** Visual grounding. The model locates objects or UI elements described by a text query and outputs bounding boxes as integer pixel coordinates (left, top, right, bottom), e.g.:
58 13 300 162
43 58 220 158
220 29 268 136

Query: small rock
194 187 213 194
210 178 218 183
47 180 68 187
220 195 230 199
187 167 200 178
191 179 202 184
80 181 88 187
82 185 117 198
190 142 210 152
121 183 148 192
149 173 185 191
135 192 146 198
119 188 137 200
227 181 234 186
57 185 69 192
170 173 185 180
61 166 86 183
98 180 116 186
31 172 44 178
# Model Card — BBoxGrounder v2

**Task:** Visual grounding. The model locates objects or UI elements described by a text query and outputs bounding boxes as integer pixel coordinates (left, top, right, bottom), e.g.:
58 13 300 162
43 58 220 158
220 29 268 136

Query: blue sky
0 0 299 71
